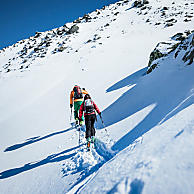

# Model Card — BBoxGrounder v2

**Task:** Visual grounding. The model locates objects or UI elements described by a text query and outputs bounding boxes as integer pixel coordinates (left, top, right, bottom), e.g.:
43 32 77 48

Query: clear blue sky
0 0 119 49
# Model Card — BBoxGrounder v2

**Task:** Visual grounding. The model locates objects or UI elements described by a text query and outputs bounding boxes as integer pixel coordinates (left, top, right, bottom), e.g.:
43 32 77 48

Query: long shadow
4 126 74 152
106 67 147 93
0 144 84 179
96 64 194 152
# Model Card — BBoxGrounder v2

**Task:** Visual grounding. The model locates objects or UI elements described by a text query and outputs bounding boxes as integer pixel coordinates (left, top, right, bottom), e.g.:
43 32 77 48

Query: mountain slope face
80 31 194 194
0 0 194 194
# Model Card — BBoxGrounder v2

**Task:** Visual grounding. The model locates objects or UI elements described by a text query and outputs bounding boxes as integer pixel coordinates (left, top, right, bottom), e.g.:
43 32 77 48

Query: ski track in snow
61 124 116 193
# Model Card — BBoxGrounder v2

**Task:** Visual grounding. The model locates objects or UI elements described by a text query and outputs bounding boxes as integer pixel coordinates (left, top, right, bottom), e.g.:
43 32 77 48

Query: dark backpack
84 99 95 114
73 86 83 99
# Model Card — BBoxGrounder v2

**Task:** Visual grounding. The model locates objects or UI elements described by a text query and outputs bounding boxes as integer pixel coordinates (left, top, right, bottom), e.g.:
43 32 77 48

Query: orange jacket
70 89 88 105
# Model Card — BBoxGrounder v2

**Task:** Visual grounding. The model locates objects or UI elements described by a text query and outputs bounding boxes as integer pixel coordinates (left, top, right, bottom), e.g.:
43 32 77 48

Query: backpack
73 86 83 99
84 99 95 114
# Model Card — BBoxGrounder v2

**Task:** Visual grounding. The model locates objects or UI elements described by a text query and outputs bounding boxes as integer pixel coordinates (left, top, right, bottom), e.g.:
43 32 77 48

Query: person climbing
79 94 101 150
70 85 88 125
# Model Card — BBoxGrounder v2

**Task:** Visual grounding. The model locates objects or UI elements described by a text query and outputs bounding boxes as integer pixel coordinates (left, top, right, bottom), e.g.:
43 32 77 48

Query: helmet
84 94 91 100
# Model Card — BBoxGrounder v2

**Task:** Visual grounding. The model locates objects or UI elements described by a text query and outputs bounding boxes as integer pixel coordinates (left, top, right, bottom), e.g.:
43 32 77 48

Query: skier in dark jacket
79 94 101 149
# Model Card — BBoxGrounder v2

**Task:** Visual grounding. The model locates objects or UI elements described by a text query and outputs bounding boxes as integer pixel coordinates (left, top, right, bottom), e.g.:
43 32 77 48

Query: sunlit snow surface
0 0 194 193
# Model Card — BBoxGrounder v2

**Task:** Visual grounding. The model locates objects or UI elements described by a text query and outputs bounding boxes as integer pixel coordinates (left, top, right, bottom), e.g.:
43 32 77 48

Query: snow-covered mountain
0 0 194 193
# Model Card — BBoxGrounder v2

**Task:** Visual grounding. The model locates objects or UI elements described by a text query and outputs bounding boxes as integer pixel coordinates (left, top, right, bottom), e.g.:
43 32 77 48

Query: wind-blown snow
0 0 194 193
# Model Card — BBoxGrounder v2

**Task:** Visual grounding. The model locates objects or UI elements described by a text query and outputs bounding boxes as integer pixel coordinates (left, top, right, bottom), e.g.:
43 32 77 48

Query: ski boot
79 120 84 126
75 118 79 125
91 136 96 148
87 137 91 151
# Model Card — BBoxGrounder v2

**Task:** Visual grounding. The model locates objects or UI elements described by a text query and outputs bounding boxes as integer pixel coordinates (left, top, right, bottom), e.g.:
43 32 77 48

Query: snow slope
0 0 194 193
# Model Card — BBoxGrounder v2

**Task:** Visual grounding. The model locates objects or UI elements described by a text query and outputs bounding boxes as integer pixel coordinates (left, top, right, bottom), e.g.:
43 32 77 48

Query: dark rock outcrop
67 25 79 34
147 31 194 73
133 0 149 8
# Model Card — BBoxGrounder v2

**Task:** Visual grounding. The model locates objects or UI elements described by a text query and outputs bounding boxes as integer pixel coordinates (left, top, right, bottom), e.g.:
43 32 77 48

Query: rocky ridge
0 0 193 77
147 30 194 74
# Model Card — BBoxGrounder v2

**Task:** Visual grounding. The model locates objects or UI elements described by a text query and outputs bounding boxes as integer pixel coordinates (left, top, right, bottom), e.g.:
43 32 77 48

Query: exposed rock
171 33 186 41
86 39 92 43
58 46 67 52
184 18 191 22
162 7 168 11
28 45 33 49
6 69 11 73
123 0 129 3
102 6 106 10
147 63 157 74
165 23 174 27
34 32 42 38
83 14 92 22
162 11 167 16
141 6 147 10
133 0 144 8
155 22 161 25
185 30 192 36
181 35 194 65
57 30 64 35
46 42 51 47
23 59 27 63
166 18 177 23
114 12 120 16
3 63 10 69
34 47 41 52
183 49 194 65
147 32 194 73
73 18 82 23
185 15 193 18
67 25 79 34
148 47 166 67
93 34 101 41
143 0 149 4
133 0 149 8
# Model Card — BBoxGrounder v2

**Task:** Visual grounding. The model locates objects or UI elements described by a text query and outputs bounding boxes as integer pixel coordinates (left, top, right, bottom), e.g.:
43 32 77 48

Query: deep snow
0 0 194 193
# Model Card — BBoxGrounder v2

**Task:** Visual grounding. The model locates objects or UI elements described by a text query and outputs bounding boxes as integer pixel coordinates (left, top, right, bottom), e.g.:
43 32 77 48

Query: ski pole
79 126 81 146
100 114 107 132
100 114 115 145
70 107 73 122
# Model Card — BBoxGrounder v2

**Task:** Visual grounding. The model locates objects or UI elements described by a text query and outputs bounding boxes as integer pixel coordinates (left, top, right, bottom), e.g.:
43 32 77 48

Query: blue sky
0 0 119 49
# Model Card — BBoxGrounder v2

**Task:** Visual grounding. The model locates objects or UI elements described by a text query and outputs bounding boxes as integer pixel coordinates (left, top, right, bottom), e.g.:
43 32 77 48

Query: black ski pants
85 114 96 139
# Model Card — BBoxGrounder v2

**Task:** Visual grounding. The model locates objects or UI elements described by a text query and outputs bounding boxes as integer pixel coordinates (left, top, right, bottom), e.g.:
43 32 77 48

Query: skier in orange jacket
70 85 88 125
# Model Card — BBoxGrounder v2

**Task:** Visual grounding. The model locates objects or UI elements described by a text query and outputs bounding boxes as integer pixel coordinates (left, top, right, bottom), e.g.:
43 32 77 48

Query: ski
86 140 91 151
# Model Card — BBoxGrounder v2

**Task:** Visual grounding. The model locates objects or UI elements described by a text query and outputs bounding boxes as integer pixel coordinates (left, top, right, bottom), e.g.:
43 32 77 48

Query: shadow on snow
4 126 75 152
106 67 147 93
0 144 84 179
96 66 194 152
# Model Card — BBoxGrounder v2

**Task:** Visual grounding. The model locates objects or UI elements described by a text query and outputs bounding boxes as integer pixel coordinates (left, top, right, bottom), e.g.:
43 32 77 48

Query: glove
70 104 73 108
